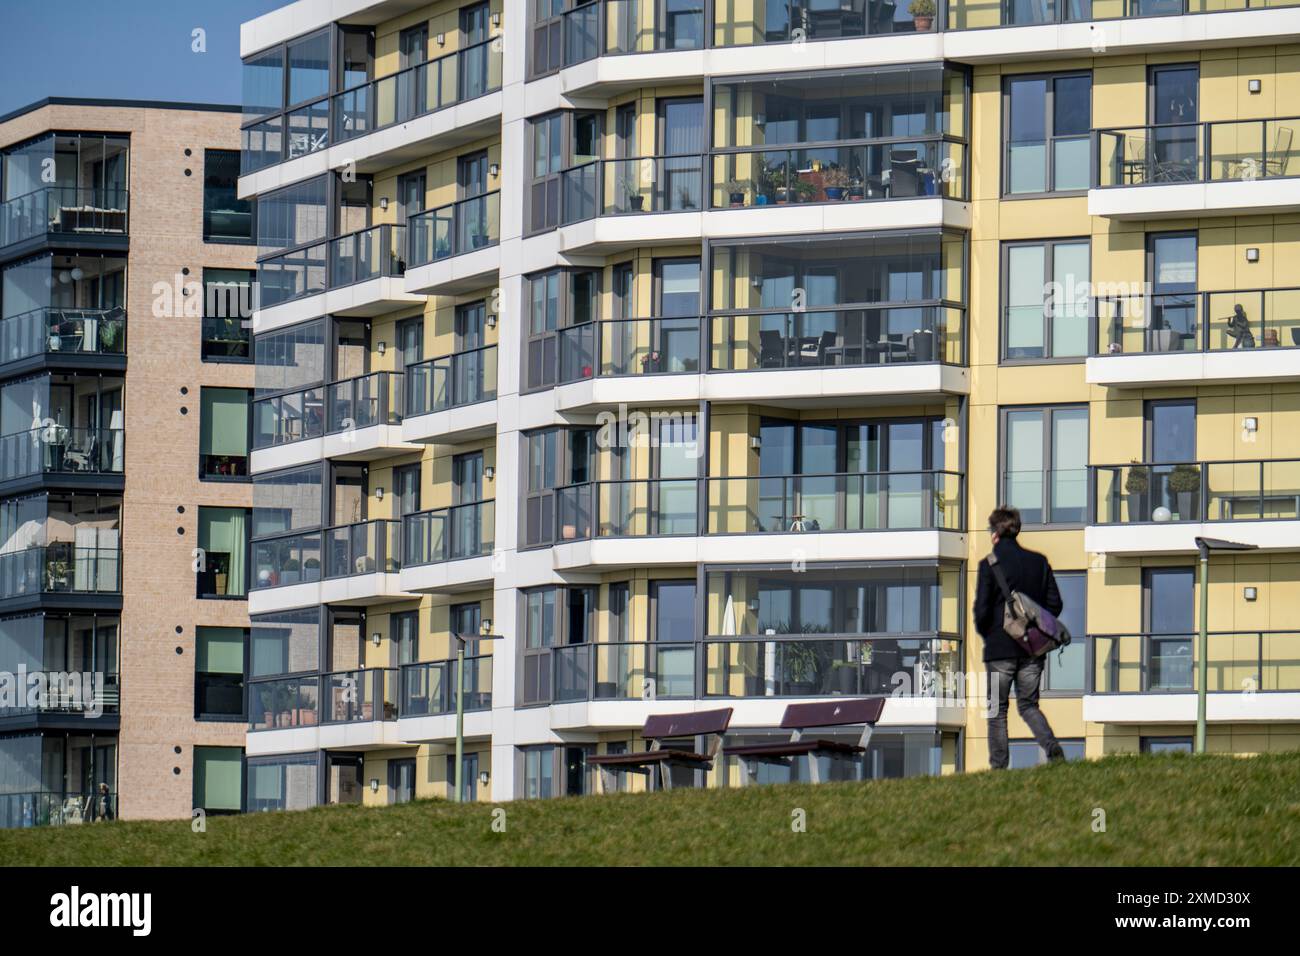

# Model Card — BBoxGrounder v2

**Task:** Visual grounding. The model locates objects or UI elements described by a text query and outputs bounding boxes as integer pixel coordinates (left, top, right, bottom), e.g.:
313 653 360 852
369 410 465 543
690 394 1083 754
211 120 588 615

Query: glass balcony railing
947 0 1300 31
257 224 405 309
0 186 129 248
1090 631 1300 694
560 156 705 223
399 656 493 717
552 641 697 702
0 791 118 828
706 471 964 533
562 0 705 64
333 37 503 144
557 317 702 382
1092 459 1300 524
252 385 324 448
0 426 124 483
321 667 399 723
408 192 500 266
714 0 932 45
323 519 400 578
710 307 965 370
1 307 126 366
402 501 495 567
702 636 961 698
1096 288 1300 354
1096 117 1300 188
712 141 967 207
405 345 497 415
554 479 700 541
252 531 321 588
0 671 120 716
0 543 121 597
248 674 320 730
325 370 404 433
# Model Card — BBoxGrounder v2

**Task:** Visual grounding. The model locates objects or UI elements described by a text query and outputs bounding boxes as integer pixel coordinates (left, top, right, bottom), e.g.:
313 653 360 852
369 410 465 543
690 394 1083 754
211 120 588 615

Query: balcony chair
727 697 885 785
1226 125 1295 181
758 329 787 368
61 431 97 472
587 707 733 792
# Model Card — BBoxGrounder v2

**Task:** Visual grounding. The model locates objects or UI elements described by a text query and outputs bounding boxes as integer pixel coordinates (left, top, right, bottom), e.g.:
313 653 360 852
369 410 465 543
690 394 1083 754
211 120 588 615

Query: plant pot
1126 492 1149 522
729 192 744 206
1175 491 1196 521
755 194 769 205
628 195 644 211
825 187 844 200
913 15 934 30
848 189 865 201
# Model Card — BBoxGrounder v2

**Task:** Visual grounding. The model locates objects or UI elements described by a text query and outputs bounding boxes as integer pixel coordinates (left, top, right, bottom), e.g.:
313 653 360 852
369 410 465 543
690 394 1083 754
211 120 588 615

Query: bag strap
986 552 1016 604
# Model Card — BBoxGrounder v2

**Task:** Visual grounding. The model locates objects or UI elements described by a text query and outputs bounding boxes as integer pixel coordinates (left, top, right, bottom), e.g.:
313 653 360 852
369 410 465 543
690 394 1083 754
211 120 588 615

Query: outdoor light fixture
379 196 389 210
1244 587 1258 601
751 275 763 289
1249 78 1262 93
377 340 386 355
489 162 500 177
372 632 381 646
1243 417 1258 432
370 778 380 793
479 770 490 786
1247 247 1260 262
436 32 445 45
484 465 495 481
491 12 500 26
70 267 84 281
480 619 493 635
375 486 384 500
750 435 762 448
486 313 497 329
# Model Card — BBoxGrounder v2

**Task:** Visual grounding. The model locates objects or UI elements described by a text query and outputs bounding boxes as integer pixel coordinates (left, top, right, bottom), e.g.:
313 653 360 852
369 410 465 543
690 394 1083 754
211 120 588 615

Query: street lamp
452 622 501 802
1194 536 1257 754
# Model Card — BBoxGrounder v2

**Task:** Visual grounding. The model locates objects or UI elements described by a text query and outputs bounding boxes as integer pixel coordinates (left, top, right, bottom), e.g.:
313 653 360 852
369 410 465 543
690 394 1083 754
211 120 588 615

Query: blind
201 388 250 456
194 747 243 812
196 626 245 674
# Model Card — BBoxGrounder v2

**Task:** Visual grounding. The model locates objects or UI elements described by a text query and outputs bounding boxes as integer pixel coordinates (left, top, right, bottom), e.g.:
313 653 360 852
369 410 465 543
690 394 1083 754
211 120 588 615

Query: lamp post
1193 536 1257 754
452 622 500 802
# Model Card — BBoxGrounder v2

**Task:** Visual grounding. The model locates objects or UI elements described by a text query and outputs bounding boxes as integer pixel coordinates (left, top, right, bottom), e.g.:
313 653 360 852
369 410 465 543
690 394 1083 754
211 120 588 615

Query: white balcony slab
248 573 414 615
1087 349 1300 388
1083 691 1300 725
401 398 499 444
251 438 325 474
703 363 969 407
1088 177 1300 220
395 708 494 744
704 197 968 238
551 530 965 571
398 554 496 594
403 244 500 295
251 276 422 336
249 425 419 473
242 0 447 57
245 720 408 756
1085 520 1300 556
557 211 703 254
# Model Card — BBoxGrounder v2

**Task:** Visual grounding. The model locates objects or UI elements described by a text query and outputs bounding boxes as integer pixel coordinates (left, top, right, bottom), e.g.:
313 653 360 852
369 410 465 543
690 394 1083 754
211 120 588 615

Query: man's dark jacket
974 536 1063 662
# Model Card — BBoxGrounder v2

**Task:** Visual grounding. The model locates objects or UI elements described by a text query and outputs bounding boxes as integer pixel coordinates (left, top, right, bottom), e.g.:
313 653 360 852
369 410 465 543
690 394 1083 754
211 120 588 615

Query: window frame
194 626 250 722
999 236 1092 364
202 148 256 245
998 404 1090 529
1001 70 1092 199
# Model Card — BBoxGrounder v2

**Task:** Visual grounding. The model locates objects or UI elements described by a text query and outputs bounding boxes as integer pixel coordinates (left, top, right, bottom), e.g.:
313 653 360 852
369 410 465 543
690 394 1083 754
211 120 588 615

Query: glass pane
1005 411 1043 523
1051 242 1090 357
1006 245 1045 357
1050 408 1088 523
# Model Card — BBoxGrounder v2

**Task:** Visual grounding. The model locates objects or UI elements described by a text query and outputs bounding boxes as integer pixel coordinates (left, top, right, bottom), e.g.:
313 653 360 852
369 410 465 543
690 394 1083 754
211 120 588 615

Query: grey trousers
987 657 1064 769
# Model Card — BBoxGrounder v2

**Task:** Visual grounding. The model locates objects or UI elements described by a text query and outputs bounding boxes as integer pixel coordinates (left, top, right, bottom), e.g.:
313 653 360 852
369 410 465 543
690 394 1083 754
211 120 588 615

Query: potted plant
1168 462 1201 520
909 0 936 31
783 642 821 696
46 557 71 591
1125 461 1150 521
281 557 301 585
618 172 645 212
303 556 321 581
791 179 818 203
822 167 850 201
847 176 866 201
722 178 750 208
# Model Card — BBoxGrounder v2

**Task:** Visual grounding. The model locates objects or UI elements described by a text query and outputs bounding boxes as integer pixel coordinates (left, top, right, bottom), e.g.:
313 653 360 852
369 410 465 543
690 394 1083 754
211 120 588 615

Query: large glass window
1002 406 1088 525
197 507 250 598
199 387 251 481
202 150 254 243
1004 73 1091 195
252 464 323 537
202 269 254 362
1043 572 1086 693
194 746 244 814
1003 239 1090 359
196 627 248 720
253 318 325 395
250 608 320 678
246 752 318 812
256 175 328 257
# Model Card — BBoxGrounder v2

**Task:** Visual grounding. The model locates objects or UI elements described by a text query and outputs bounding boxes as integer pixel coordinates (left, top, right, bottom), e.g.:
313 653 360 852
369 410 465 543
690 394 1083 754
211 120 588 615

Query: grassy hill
4 753 1299 866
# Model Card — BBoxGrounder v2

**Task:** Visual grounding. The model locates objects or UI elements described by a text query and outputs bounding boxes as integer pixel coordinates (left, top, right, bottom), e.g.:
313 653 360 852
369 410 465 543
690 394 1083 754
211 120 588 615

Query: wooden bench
726 698 886 785
587 707 733 792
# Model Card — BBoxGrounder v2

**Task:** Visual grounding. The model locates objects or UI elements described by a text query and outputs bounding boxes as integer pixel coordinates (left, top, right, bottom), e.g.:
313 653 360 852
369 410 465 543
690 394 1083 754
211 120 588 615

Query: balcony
0 426 124 492
1091 117 1300 219
1087 288 1300 387
0 307 126 374
0 790 118 828
551 0 705 95
401 345 498 444
546 473 965 568
398 501 496 594
0 671 120 722
404 192 501 295
249 371 417 471
249 519 410 613
247 668 402 751
1086 458 1300 554
0 186 128 252
240 38 503 188
0 543 121 610
255 223 421 330
1084 631 1300 725
396 656 493 743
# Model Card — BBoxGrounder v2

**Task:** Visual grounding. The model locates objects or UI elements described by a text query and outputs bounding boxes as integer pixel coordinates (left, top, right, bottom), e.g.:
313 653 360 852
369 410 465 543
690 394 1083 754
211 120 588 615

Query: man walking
974 506 1066 768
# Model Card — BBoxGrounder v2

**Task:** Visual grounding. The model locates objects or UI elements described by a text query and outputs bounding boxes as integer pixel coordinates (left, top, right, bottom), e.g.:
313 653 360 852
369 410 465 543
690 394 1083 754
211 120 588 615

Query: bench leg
806 752 821 785
659 762 673 791
599 766 616 795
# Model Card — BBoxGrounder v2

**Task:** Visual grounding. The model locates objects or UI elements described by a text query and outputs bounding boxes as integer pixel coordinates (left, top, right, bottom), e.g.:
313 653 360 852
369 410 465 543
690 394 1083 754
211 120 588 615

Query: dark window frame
1000 70 1093 199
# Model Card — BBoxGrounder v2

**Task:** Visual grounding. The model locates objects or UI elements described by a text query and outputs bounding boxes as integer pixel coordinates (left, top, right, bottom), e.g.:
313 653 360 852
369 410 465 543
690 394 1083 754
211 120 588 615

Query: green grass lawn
4 753 1299 866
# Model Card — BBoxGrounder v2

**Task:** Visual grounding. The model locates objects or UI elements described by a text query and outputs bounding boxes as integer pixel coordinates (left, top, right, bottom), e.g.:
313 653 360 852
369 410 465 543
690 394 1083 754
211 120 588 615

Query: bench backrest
779 698 885 731
643 708 733 742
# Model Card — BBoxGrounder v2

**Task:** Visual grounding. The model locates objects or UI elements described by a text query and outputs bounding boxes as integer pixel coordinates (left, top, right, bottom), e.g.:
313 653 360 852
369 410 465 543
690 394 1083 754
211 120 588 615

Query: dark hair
988 506 1021 539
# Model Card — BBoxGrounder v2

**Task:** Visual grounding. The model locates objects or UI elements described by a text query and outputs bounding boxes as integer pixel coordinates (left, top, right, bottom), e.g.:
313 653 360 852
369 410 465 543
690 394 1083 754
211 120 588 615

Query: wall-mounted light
1248 79 1262 94
377 340 387 356
370 778 380 793
379 196 389 211
491 12 501 26
1244 586 1258 601
1246 247 1260 262
436 33 446 46
372 632 382 646
479 770 491 786
480 618 493 635
1243 416 1258 433
490 164 501 179
754 113 766 127
487 313 498 329
375 488 385 502
70 267 84 281
750 435 762 448
484 465 495 481
748 598 761 612
750 275 763 289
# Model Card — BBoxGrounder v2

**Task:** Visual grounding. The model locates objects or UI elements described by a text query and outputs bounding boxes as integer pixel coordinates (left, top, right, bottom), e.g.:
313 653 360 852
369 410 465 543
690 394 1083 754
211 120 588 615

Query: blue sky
0 0 287 116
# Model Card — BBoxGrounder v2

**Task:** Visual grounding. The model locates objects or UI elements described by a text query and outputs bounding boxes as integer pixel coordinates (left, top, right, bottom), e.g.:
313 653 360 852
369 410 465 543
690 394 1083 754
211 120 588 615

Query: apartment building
0 99 257 826
237 0 1300 808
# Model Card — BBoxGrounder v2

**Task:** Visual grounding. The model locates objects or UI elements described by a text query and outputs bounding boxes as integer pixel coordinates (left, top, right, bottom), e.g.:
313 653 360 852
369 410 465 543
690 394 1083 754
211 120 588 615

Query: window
199 387 251 480
520 587 556 704
394 463 421 516
202 269 255 361
609 582 630 643
1002 239 1090 360
196 626 248 720
1141 736 1193 754
1002 406 1088 525
1008 738 1084 768
391 610 418 667
389 757 416 804
203 150 254 243
193 746 244 814
197 506 250 598
240 30 331 174
652 580 695 698
528 0 565 79
445 752 478 801
1004 73 1091 195
1043 572 1086 693
521 745 555 798
528 113 564 233
526 267 600 389
1146 567 1194 691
